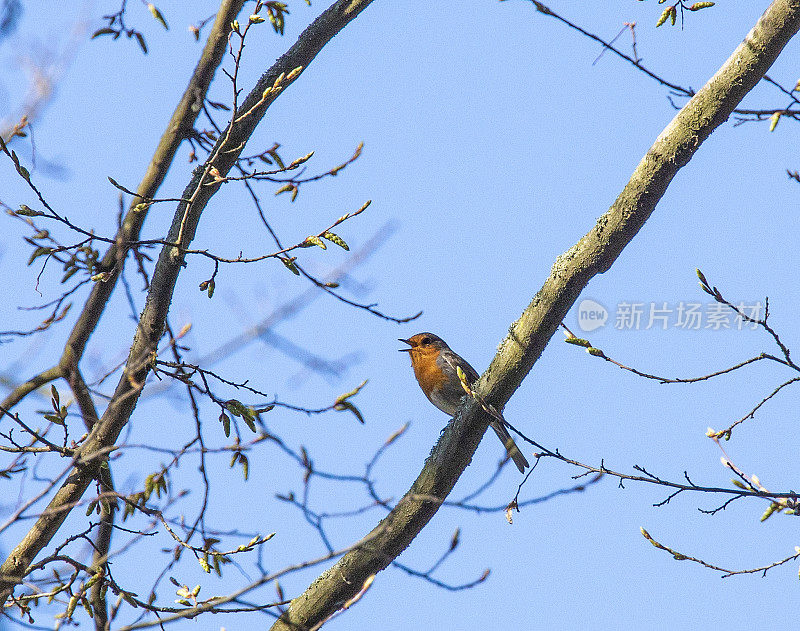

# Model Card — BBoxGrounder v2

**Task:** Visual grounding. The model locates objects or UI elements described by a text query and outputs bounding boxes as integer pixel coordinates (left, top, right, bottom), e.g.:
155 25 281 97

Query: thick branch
90 466 115 631
269 1 800 629
0 0 376 604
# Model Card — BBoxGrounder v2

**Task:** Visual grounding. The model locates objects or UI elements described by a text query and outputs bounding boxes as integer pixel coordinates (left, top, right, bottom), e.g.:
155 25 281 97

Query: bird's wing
440 350 480 384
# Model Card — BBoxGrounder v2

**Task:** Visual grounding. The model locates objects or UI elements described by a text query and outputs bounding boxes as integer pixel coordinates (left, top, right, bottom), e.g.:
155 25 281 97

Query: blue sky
1 1 799 629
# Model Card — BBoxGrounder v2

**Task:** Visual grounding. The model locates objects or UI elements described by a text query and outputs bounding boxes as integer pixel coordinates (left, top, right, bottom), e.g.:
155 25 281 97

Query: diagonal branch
0 0 377 605
268 1 800 629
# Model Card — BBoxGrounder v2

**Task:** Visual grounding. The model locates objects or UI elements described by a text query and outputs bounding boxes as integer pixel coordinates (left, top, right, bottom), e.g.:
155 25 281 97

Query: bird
398 332 529 473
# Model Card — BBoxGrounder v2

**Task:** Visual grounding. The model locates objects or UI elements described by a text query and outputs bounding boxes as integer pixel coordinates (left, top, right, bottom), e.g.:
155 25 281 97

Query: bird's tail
489 419 530 473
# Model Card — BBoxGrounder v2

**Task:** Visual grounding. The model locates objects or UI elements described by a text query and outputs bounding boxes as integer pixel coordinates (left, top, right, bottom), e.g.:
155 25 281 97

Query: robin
399 332 529 473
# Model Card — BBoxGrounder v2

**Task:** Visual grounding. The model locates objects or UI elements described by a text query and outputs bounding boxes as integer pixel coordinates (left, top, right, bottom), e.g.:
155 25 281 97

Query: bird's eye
420 337 431 345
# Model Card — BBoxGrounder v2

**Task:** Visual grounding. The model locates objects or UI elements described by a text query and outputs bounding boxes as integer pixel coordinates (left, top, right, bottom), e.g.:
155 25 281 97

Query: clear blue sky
1 2 799 629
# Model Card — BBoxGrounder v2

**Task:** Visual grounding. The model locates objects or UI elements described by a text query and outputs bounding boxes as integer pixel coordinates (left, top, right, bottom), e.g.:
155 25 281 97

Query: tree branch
0 0 377 605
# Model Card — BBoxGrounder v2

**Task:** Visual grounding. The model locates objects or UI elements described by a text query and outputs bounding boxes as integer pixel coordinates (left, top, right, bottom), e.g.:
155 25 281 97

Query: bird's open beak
398 338 413 352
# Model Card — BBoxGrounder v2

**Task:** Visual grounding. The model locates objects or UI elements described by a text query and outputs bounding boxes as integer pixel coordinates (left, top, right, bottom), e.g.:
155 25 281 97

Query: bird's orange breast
409 350 449 395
